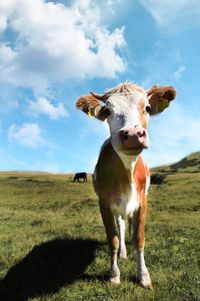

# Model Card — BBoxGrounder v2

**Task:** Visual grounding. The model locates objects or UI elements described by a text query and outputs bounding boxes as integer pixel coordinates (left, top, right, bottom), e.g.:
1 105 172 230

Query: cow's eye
145 105 152 114
97 106 111 121
103 107 111 117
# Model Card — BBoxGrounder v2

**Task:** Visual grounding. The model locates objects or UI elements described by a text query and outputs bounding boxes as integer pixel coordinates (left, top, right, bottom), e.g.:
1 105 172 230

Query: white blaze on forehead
125 104 140 128
107 90 148 130
108 90 146 115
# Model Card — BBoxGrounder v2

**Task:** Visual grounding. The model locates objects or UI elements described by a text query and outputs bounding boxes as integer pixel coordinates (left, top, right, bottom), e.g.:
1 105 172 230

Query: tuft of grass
0 172 199 301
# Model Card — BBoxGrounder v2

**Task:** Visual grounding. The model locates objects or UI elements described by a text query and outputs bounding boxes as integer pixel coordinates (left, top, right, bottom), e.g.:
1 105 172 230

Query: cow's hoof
140 274 153 289
110 275 121 285
119 248 127 259
140 281 153 289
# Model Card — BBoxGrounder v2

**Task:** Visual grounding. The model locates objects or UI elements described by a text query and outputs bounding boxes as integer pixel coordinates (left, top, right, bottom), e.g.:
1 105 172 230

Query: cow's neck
111 143 139 182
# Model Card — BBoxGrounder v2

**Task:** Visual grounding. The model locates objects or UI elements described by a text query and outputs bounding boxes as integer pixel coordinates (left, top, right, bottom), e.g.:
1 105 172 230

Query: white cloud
27 97 68 120
0 44 16 63
8 123 45 148
106 0 124 15
172 65 186 81
139 0 200 30
0 0 125 94
0 83 20 115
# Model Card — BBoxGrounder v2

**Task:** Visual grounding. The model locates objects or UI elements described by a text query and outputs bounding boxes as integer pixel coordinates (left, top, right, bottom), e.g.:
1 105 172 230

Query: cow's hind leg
116 216 127 259
132 206 152 289
100 202 120 285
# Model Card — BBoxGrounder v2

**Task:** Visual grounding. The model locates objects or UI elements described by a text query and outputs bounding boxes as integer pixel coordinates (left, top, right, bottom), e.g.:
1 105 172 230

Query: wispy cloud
8 123 45 148
0 0 125 94
26 97 68 120
13 159 59 173
139 0 200 30
172 65 186 81
138 45 186 88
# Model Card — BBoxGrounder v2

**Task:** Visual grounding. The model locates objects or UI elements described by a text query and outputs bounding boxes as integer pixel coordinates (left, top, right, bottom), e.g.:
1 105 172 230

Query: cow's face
76 83 176 156
105 90 150 155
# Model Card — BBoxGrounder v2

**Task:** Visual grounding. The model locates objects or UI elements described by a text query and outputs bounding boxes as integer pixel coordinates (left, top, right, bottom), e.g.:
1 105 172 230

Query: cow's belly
111 184 140 219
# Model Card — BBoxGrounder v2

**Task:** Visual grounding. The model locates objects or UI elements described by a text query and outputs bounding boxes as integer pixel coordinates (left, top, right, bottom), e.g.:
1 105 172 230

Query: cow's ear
76 95 110 121
147 85 176 115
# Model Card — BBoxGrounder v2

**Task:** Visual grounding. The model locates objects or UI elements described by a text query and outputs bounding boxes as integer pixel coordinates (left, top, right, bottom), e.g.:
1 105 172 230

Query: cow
73 172 87 182
76 83 176 288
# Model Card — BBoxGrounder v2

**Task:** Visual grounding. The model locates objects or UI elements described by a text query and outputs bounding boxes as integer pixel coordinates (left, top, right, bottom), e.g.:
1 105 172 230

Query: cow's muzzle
119 127 149 153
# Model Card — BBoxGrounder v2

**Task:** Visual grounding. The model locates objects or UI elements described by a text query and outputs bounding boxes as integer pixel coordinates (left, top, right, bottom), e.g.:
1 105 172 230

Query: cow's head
76 83 176 156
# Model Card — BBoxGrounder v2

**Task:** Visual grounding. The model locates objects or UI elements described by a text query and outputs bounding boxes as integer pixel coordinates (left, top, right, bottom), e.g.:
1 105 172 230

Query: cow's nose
119 128 148 149
120 128 146 139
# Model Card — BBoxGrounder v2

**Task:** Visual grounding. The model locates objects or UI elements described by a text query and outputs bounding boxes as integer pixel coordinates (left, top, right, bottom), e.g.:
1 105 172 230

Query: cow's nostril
137 130 145 138
123 131 129 140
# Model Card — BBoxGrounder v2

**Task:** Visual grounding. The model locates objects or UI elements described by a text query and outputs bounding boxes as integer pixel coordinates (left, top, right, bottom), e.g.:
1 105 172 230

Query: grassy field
0 170 199 301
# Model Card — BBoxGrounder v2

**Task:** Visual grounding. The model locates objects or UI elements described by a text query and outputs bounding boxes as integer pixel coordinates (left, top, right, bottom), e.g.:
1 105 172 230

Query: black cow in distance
73 172 87 182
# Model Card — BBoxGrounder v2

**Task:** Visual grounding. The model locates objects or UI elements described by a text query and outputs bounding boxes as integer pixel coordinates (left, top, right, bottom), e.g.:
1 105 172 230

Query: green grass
0 172 199 301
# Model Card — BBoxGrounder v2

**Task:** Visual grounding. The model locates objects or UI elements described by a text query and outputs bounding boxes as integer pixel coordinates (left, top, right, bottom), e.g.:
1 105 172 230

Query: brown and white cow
76 83 176 288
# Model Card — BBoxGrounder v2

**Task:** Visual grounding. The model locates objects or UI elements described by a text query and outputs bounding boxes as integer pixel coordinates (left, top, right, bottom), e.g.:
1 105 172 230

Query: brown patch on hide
132 156 149 250
94 141 130 205
133 156 148 196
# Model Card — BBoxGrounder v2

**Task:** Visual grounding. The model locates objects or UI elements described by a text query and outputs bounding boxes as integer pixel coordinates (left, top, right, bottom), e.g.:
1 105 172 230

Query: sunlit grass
0 172 199 300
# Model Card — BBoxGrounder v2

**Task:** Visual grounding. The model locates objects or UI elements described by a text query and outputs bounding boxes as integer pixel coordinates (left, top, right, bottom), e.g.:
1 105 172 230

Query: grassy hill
152 151 200 174
0 156 199 300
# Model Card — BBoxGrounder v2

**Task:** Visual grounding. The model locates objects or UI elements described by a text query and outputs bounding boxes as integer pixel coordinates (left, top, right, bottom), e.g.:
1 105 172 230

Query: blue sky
0 0 200 173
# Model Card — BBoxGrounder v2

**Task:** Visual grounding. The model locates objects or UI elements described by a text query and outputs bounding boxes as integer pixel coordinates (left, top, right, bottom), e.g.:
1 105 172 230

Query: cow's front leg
116 215 127 259
100 202 120 285
132 205 152 289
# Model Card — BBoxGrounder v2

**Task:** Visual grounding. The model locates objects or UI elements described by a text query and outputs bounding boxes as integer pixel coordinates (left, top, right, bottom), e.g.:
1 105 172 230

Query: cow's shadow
0 237 99 301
